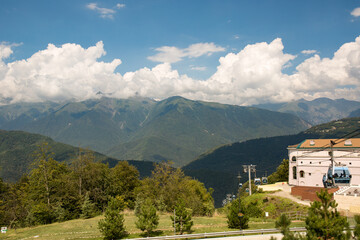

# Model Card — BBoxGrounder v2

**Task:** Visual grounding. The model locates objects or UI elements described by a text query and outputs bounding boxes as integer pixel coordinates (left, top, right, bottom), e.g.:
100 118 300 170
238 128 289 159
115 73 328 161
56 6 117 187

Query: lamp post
237 172 242 231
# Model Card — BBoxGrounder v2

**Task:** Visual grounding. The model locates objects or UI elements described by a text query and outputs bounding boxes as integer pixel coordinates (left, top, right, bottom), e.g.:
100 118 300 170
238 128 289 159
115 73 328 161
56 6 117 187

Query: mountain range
253 98 360 125
0 96 310 166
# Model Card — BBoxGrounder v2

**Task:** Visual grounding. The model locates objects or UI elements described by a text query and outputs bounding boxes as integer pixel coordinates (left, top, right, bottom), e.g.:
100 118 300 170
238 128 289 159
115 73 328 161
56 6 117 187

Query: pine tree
98 197 127 240
305 189 350 240
135 198 159 237
226 198 249 229
170 200 193 235
80 193 97 219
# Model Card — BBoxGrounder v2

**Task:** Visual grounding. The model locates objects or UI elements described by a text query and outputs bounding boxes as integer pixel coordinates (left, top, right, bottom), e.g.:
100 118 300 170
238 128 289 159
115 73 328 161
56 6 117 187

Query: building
288 138 360 187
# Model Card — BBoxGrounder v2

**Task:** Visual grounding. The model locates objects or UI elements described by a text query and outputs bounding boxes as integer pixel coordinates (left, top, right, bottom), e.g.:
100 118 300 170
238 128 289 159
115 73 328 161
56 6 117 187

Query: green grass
2 211 306 240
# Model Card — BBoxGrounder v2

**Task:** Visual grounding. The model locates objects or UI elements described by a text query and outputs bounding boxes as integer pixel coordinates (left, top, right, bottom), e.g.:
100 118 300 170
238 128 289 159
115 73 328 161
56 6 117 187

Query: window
292 156 296 161
309 173 311 176
293 166 297 179
300 170 305 178
310 161 312 164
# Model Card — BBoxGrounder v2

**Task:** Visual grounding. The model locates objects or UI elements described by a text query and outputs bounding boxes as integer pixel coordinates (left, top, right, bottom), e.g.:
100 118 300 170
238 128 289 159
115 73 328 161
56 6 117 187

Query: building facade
288 138 360 187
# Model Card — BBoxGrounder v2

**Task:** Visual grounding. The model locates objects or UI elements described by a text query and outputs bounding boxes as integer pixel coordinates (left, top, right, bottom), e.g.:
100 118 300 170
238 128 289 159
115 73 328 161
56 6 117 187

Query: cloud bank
1 37 360 105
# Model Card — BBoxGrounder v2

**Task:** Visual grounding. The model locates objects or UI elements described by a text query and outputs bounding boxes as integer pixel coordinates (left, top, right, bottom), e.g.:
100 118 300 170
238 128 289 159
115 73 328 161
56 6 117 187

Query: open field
2 211 306 240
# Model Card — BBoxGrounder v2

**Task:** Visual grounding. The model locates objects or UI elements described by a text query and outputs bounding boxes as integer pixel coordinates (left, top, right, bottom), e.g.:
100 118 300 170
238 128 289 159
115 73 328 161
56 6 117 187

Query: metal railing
124 227 307 240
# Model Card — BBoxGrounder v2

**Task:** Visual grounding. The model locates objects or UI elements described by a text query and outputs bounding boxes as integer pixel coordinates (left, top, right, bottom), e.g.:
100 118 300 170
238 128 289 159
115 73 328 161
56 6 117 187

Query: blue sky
1 0 360 105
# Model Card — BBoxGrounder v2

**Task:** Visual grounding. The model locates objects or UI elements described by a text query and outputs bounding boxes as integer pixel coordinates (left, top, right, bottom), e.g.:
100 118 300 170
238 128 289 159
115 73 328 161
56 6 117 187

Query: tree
275 214 291 236
354 215 360 239
135 198 159 237
170 200 193 235
226 198 249 229
268 159 289 184
305 189 350 240
27 143 71 225
71 149 95 198
98 197 127 240
29 143 69 207
135 161 214 216
110 161 140 209
80 192 97 219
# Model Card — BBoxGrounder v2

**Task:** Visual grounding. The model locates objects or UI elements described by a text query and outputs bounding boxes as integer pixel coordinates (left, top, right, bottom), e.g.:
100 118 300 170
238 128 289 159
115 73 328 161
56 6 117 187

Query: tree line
0 143 214 229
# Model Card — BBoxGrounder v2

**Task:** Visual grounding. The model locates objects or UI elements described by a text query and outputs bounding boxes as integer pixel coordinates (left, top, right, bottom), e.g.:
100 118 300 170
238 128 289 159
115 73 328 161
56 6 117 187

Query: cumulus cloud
0 41 122 103
86 3 124 19
2 37 360 105
148 43 225 63
351 7 360 17
301 49 318 55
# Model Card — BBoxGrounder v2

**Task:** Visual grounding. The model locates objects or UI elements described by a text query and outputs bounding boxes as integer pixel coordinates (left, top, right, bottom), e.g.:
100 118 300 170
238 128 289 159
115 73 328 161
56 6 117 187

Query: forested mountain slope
0 130 154 182
184 117 360 206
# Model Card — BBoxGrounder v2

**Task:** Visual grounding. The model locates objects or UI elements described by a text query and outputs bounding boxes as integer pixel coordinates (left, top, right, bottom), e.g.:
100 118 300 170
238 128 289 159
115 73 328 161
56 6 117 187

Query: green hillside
0 96 310 167
254 98 360 125
184 117 360 206
0 130 154 182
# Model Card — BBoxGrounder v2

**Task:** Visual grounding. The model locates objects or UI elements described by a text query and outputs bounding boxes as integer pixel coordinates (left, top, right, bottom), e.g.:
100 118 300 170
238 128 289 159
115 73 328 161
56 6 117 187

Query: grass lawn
2 211 306 240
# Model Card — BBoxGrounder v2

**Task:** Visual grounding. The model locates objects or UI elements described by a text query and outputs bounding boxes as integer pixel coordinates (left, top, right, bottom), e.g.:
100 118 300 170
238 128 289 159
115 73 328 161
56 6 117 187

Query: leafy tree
170 199 193 235
226 198 249 229
29 143 69 207
80 192 98 219
98 197 127 240
305 189 350 240
136 162 214 216
268 159 289 184
81 161 111 211
135 198 159 237
27 143 72 224
110 161 140 209
354 215 360 239
71 149 95 198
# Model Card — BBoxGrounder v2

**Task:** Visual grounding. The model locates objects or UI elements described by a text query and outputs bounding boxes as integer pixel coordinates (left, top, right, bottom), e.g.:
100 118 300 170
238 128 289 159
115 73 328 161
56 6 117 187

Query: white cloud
148 43 225 63
2 37 360 105
351 7 360 17
116 3 125 9
0 41 122 103
190 66 207 71
301 49 317 55
0 43 13 60
86 3 124 19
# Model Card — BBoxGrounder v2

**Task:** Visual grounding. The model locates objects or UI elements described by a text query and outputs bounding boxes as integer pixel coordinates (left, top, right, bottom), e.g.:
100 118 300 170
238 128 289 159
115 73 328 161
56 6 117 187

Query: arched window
292 156 296 161
293 166 297 179
300 170 305 178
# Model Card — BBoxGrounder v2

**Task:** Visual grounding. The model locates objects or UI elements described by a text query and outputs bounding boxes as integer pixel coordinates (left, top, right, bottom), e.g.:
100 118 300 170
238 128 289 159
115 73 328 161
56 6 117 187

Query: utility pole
330 140 335 187
173 209 176 235
243 165 256 196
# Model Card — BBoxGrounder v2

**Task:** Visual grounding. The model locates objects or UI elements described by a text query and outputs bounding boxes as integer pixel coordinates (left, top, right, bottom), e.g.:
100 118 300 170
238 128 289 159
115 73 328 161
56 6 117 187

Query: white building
288 138 360 187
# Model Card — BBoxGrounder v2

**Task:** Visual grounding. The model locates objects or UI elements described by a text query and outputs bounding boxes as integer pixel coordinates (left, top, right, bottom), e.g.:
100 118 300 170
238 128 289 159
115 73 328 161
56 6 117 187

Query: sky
1 0 360 106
